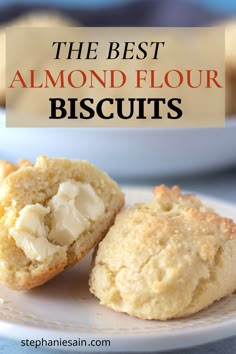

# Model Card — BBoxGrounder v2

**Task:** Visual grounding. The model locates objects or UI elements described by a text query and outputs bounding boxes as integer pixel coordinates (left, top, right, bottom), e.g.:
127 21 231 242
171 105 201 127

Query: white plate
0 187 236 352
1 108 236 178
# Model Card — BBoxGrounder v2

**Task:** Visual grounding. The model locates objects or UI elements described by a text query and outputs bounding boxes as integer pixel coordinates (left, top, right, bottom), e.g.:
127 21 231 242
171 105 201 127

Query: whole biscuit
89 185 236 320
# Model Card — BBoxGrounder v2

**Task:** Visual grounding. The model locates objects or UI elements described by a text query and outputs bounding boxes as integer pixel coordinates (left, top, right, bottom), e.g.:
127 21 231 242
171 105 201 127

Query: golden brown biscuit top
94 185 236 274
90 185 236 320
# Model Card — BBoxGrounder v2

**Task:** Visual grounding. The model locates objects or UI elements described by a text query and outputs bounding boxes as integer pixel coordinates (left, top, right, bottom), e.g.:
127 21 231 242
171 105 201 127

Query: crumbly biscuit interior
0 159 32 184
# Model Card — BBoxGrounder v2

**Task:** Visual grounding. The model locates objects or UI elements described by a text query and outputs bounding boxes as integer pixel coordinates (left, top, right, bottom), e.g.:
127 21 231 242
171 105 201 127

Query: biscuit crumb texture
0 156 124 290
0 159 32 184
89 185 236 320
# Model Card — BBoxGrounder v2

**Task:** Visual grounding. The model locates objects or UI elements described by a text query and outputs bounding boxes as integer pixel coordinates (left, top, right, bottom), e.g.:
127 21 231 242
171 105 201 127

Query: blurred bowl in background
1 109 236 179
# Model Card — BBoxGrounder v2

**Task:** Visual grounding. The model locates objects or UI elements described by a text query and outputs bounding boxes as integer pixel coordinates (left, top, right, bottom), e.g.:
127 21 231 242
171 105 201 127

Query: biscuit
0 11 76 105
89 185 236 320
0 156 124 290
0 159 32 184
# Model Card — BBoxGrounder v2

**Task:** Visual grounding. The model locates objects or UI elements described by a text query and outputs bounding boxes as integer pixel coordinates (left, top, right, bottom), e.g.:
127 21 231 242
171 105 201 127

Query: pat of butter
10 181 105 261
10 204 60 262
12 230 60 262
15 204 49 237
48 180 105 246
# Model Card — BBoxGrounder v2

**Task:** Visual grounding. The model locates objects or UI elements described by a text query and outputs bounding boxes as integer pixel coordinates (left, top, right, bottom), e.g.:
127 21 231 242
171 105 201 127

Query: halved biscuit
89 185 236 320
0 156 124 290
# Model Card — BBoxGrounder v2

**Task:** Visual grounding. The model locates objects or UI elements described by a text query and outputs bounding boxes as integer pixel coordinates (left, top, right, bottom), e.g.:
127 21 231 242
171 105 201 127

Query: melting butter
10 204 60 262
10 181 105 261
48 180 105 246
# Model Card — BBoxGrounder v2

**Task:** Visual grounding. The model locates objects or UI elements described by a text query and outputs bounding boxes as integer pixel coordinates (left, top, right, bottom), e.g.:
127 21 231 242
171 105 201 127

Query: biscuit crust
0 156 124 290
0 159 32 184
89 185 236 320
